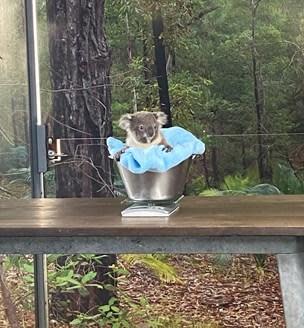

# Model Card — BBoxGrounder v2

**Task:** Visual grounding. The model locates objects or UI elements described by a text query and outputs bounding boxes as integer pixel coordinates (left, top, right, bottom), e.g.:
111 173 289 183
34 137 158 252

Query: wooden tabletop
0 196 304 237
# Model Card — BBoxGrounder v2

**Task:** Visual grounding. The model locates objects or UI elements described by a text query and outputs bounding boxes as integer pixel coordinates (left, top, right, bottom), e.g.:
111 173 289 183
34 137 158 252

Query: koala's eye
139 125 144 131
154 124 157 129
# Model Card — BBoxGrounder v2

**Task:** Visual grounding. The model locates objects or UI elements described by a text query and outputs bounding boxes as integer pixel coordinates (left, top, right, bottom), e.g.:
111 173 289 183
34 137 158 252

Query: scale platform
121 196 183 217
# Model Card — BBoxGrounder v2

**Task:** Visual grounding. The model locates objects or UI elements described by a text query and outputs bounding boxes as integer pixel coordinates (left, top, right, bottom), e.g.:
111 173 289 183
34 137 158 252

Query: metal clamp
47 137 67 163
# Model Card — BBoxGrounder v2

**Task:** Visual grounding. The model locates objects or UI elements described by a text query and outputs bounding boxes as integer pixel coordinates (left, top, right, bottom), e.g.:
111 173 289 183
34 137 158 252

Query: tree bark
250 0 272 182
126 13 138 112
47 0 113 198
210 127 220 187
152 6 172 127
143 32 152 108
46 0 115 320
202 153 211 188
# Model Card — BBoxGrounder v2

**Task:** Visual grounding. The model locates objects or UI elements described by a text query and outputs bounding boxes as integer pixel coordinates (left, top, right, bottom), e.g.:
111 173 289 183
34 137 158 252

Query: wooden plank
0 196 304 237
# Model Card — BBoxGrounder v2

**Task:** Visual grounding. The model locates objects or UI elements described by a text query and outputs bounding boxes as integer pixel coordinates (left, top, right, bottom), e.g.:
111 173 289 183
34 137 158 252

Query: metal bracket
47 137 68 164
37 125 48 173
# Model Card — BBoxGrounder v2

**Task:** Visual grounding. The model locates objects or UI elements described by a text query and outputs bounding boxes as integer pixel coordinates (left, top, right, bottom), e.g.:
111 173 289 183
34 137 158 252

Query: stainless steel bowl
116 158 192 201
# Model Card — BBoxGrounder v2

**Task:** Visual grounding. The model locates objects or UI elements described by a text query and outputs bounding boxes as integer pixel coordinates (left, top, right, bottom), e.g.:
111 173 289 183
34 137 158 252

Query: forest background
1 0 304 194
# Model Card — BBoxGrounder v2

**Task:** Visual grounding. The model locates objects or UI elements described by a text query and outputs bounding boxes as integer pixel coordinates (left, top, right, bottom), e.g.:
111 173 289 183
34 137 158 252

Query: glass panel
0 0 31 198
0 0 34 326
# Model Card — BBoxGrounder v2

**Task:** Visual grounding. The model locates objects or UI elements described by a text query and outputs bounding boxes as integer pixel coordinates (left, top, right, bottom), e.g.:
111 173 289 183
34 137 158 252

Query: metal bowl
116 158 192 201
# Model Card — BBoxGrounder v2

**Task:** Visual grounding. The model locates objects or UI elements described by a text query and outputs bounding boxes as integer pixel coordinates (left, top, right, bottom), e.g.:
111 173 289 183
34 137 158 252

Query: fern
201 183 281 196
221 173 258 191
122 254 180 283
273 163 304 194
200 188 222 196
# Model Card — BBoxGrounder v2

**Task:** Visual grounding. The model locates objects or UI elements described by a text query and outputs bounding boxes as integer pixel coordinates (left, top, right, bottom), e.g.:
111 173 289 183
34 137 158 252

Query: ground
0 254 284 328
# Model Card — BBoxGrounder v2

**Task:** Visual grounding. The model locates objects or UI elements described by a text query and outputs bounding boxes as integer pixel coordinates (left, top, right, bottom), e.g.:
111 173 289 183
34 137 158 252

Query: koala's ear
119 114 132 130
154 112 167 126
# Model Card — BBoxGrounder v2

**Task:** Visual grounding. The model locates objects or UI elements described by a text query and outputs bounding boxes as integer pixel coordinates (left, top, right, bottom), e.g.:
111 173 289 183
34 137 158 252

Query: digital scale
121 196 183 217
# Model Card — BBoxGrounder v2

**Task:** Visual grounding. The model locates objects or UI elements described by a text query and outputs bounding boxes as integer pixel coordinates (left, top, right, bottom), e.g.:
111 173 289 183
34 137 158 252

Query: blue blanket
107 127 205 174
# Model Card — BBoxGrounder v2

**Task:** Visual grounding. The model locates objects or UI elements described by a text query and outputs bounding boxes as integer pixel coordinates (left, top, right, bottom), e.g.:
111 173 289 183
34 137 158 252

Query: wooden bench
1 195 304 327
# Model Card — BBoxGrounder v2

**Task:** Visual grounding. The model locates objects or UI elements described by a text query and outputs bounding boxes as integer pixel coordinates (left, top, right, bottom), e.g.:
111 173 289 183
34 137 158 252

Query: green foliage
103 0 304 189
48 254 109 298
201 183 281 196
170 72 211 136
201 171 281 196
273 163 304 194
4 255 35 310
211 254 233 272
185 175 207 196
46 254 120 323
70 297 131 328
0 146 28 172
44 170 56 197
221 173 258 191
122 254 180 283
247 184 281 195
254 254 268 271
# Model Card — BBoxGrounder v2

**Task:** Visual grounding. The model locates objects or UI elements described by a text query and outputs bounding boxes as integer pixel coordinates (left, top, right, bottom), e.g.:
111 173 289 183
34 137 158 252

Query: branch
185 5 220 26
253 0 262 11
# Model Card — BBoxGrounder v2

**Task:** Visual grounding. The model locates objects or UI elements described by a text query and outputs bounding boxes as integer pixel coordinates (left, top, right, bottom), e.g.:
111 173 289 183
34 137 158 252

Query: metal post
277 253 304 328
24 0 49 327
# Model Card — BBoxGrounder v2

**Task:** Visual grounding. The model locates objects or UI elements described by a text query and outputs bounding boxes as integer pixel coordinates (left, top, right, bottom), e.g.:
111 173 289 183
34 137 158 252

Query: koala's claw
162 145 173 152
113 146 129 161
113 151 122 161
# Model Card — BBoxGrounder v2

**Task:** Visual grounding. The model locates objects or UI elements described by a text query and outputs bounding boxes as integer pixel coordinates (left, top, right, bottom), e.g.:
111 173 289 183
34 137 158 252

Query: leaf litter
0 255 284 327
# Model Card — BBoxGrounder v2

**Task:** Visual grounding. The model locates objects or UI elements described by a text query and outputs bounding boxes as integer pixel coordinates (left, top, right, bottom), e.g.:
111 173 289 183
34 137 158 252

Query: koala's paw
114 150 123 161
162 144 173 152
113 147 129 161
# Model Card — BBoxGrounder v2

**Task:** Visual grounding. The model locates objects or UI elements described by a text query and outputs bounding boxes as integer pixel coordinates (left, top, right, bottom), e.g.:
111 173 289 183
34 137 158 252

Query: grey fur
115 111 172 160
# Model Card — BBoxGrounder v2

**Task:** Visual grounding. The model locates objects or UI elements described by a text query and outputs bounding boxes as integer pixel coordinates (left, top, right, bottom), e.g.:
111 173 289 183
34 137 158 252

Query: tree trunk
210 146 220 187
241 137 247 171
47 0 113 198
126 13 138 112
46 0 115 320
152 6 172 127
250 0 272 182
143 32 151 108
202 153 211 188
210 127 220 187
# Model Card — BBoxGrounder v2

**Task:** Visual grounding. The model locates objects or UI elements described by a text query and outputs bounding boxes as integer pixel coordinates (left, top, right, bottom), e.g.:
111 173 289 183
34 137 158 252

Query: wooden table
1 196 304 328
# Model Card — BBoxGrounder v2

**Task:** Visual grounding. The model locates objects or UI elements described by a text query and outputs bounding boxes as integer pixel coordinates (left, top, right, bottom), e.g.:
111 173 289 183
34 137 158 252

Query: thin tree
46 0 115 319
250 0 272 181
152 5 172 127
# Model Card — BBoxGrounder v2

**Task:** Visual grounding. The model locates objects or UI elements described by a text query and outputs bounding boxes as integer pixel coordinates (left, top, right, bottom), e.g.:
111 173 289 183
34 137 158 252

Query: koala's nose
147 127 154 138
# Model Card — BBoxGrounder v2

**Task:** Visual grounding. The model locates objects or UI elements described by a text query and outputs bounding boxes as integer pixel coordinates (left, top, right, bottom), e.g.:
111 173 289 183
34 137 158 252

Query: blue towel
107 127 205 174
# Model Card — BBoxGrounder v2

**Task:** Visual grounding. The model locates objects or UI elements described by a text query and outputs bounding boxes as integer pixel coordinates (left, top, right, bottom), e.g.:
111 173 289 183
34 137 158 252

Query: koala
114 111 173 160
